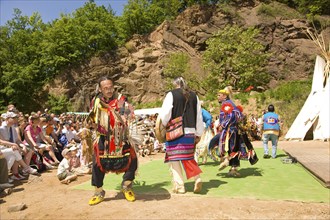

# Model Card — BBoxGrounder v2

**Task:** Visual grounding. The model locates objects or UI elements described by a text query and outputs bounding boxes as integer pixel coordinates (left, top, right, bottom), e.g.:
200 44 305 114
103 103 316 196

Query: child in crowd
69 144 91 174
69 145 81 168
57 148 77 184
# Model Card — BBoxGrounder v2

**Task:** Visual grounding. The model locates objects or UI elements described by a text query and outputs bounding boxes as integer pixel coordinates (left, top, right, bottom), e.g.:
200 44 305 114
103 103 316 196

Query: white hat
1 112 18 119
61 148 71 157
69 146 78 151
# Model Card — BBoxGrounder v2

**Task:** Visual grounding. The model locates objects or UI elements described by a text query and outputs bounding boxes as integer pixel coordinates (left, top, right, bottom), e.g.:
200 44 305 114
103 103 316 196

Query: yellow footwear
88 190 105 206
122 188 136 202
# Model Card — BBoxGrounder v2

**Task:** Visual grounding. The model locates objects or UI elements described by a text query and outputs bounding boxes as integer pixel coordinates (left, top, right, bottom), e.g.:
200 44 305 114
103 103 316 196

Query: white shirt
0 122 19 143
159 91 204 137
57 157 70 175
62 127 78 142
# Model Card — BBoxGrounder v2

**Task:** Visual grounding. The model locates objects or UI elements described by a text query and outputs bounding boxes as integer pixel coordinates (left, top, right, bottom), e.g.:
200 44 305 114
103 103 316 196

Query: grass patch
257 2 304 20
73 148 329 203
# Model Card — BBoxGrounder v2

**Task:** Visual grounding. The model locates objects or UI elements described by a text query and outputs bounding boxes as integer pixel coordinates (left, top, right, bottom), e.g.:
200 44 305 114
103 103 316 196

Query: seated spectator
24 113 60 167
0 150 14 190
57 148 77 184
69 144 90 174
39 116 53 144
0 112 37 178
62 122 80 143
153 139 162 152
0 138 38 180
13 116 34 166
41 115 63 148
53 116 64 139
16 116 28 142
68 145 80 168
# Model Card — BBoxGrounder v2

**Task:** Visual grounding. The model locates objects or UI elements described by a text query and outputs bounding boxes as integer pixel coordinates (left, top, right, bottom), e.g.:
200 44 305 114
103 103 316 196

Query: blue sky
0 0 128 26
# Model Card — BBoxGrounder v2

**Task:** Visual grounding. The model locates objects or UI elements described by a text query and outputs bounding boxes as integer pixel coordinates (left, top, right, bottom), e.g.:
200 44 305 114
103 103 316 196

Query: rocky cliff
47 2 329 112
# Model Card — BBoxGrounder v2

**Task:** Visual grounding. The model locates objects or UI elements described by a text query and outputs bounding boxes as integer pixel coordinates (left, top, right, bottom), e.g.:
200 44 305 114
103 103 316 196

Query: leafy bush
307 15 330 28
254 79 312 131
162 52 190 89
217 3 238 17
125 41 137 53
277 0 330 16
202 25 270 96
46 94 72 115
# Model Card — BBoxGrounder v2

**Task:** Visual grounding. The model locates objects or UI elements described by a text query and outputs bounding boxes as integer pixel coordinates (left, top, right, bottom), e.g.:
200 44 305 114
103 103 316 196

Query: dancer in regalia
159 77 204 193
217 87 243 176
88 76 137 205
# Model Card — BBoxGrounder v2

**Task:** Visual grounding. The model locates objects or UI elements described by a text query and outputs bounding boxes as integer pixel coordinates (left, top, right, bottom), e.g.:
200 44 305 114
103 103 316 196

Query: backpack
30 151 47 172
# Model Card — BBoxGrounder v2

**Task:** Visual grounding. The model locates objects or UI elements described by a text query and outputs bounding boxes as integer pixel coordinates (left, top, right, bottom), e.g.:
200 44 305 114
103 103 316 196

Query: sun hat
2 112 18 119
61 148 71 157
69 145 78 151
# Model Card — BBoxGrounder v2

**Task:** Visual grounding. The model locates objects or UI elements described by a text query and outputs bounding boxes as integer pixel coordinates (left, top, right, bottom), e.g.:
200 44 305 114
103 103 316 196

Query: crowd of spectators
135 114 165 157
0 105 167 196
0 105 94 195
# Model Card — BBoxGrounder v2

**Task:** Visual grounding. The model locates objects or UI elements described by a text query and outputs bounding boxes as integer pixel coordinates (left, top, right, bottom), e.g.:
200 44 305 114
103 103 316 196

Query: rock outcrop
48 3 329 111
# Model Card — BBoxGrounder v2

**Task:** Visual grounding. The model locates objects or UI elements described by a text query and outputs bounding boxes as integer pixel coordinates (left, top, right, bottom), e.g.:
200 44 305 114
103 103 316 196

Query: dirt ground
1 141 329 220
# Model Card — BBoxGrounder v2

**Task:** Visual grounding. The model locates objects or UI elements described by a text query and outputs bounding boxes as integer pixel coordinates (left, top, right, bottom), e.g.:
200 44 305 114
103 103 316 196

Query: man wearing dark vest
261 104 281 159
159 77 204 194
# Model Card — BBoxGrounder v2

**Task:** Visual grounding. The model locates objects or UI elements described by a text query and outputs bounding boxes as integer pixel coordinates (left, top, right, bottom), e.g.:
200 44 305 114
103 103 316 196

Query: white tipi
285 55 330 141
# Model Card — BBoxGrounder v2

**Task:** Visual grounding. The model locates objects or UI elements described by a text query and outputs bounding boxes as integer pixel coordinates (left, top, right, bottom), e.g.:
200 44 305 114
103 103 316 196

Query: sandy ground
1 141 329 220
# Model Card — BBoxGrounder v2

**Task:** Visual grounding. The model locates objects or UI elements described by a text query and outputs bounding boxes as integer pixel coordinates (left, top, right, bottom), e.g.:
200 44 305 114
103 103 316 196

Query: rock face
48 3 329 111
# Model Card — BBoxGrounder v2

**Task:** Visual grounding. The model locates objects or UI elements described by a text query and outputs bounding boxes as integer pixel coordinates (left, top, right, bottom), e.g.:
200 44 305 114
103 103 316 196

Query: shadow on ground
112 180 172 201
185 179 226 195
216 167 263 178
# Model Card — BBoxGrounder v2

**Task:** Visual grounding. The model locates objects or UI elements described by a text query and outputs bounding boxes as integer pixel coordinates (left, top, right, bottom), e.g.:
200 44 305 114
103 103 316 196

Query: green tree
0 9 47 112
163 52 190 90
148 0 181 24
41 1 119 75
277 0 330 15
118 0 182 41
163 52 190 79
119 0 152 39
162 52 200 92
202 25 270 95
46 94 72 115
296 0 330 15
1 2 120 113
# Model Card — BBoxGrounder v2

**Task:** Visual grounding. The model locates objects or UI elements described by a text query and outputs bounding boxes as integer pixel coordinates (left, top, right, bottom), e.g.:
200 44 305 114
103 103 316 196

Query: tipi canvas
285 55 329 141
